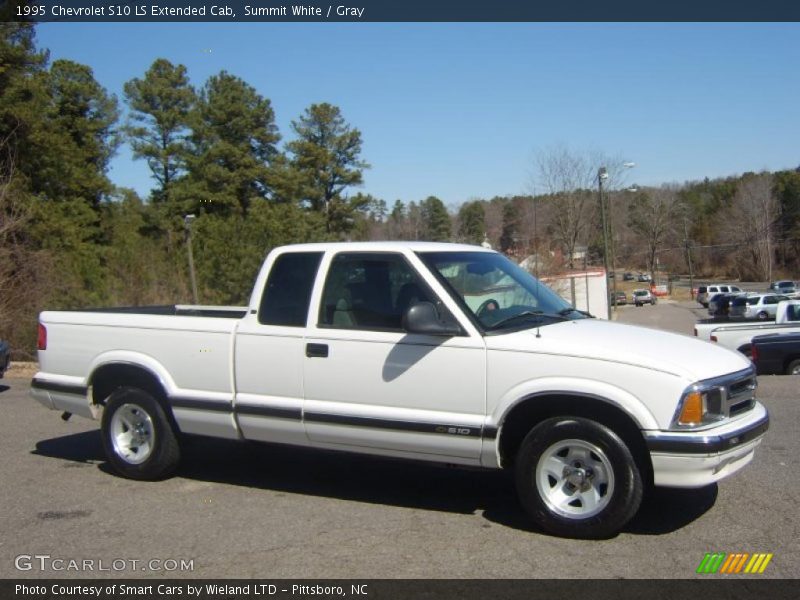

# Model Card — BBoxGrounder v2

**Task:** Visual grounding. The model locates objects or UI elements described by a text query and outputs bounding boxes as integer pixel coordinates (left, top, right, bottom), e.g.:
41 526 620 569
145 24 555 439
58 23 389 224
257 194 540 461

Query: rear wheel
101 387 180 480
758 311 769 320
786 359 800 376
515 417 643 539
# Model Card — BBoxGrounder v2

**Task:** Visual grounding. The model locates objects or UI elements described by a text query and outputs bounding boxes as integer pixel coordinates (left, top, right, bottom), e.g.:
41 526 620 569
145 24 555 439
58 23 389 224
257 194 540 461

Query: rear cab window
258 252 323 326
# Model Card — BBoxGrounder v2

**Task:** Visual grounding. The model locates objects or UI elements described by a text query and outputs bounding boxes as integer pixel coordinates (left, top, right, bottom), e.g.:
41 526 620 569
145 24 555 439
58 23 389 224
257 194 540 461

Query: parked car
752 333 800 375
768 280 797 296
729 293 791 320
697 284 744 308
0 339 8 378
30 241 768 539
708 292 745 317
632 289 656 306
623 272 635 281
612 291 627 305
637 273 651 282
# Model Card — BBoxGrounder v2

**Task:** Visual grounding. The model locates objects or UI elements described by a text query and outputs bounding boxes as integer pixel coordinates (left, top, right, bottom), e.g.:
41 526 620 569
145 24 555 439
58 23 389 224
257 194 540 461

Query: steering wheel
477 298 500 317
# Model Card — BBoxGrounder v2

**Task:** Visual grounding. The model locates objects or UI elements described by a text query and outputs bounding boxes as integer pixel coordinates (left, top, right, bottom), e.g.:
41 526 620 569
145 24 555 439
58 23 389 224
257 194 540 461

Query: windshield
417 251 587 332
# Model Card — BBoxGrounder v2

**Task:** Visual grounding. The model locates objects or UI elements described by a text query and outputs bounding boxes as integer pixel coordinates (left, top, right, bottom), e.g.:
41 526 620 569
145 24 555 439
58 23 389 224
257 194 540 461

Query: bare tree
533 146 629 269
723 174 778 281
627 186 681 280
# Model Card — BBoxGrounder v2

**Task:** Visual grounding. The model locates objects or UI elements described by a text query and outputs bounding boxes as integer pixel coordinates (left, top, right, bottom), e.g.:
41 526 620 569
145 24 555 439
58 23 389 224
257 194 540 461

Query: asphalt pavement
1 302 797 579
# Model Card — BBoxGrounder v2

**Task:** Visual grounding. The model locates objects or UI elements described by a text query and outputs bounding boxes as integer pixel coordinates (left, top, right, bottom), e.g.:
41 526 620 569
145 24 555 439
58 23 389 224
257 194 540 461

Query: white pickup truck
694 300 800 356
31 242 768 539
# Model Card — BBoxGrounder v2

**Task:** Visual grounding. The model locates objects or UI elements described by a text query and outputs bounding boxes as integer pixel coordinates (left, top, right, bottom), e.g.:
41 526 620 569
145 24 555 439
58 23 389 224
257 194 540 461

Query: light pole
597 167 612 320
184 214 199 305
597 162 638 321
682 206 696 299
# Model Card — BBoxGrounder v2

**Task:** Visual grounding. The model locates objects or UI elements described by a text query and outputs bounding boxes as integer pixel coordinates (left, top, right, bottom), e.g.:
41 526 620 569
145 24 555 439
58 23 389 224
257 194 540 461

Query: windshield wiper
558 307 593 318
487 310 568 331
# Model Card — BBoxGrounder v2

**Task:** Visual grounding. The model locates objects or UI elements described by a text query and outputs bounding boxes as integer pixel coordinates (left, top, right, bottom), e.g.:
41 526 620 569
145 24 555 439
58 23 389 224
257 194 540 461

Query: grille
726 373 757 417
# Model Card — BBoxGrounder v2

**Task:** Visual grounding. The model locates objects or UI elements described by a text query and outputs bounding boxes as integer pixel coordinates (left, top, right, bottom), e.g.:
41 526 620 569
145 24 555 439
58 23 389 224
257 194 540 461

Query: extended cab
31 242 768 538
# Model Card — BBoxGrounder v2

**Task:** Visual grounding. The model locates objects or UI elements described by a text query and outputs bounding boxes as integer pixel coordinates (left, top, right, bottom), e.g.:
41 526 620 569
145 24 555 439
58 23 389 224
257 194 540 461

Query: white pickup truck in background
31 242 768 539
694 300 800 356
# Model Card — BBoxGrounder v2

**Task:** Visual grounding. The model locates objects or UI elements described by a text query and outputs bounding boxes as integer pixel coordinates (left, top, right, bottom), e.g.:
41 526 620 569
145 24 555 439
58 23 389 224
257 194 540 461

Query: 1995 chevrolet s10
31 242 768 538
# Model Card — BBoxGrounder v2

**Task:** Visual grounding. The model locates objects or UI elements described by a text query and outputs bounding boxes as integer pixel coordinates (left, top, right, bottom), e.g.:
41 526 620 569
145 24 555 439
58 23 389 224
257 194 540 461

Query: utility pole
184 214 199 305
598 167 612 320
682 210 695 300
609 190 619 311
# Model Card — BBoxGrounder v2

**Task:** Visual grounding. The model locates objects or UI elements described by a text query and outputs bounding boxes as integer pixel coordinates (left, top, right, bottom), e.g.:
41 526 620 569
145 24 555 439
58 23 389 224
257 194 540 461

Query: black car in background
0 339 9 378
707 292 741 317
752 333 800 375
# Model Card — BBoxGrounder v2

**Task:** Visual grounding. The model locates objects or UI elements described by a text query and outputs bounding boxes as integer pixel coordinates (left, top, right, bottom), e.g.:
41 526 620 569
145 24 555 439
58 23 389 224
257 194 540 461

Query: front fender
491 376 660 431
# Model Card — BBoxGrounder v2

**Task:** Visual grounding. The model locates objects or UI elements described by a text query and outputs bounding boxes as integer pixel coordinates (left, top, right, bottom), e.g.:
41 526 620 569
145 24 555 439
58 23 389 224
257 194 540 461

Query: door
303 252 486 463
234 251 323 445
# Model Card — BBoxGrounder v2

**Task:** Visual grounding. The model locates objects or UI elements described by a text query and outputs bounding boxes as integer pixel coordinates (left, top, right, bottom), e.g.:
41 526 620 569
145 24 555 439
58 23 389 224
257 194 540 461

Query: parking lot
1 301 797 579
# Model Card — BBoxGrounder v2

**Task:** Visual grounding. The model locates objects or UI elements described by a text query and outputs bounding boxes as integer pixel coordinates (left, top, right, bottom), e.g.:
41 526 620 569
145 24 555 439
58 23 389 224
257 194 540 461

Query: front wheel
515 417 643 539
101 387 180 480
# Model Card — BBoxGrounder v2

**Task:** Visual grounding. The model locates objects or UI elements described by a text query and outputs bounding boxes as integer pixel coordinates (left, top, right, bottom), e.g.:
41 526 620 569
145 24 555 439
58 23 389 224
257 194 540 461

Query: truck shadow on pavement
33 430 718 538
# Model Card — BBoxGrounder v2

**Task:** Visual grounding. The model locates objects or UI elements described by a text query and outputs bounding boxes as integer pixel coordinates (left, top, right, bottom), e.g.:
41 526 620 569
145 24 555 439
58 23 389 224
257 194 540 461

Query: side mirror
402 301 460 336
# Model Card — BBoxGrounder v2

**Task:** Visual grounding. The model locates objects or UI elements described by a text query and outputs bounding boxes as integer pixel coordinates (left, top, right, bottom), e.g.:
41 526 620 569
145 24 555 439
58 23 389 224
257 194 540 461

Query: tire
515 417 643 539
101 387 180 480
758 311 769 320
786 359 800 376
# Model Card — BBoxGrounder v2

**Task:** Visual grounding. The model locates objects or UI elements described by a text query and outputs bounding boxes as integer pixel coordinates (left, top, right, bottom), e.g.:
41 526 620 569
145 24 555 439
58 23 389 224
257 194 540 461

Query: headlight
674 387 726 427
671 368 757 430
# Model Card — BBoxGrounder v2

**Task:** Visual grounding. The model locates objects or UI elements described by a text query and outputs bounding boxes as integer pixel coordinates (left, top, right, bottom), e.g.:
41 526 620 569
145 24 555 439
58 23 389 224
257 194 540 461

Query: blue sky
36 23 800 208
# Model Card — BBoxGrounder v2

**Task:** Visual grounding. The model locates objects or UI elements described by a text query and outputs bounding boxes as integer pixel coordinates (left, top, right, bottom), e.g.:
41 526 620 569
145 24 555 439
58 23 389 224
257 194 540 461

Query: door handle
306 343 329 358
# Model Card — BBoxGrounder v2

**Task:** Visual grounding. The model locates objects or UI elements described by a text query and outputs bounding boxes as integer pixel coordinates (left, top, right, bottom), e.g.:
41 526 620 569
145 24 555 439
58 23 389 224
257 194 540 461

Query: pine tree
420 196 451 241
182 70 281 216
287 103 368 231
124 59 195 208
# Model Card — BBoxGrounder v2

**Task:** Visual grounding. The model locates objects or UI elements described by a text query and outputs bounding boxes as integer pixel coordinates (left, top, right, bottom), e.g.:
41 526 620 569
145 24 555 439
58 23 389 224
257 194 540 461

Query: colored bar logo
696 552 773 574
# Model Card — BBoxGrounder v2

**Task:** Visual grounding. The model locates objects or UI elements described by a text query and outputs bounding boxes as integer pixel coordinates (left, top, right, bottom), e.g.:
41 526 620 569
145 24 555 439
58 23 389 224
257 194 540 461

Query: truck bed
36 305 247 414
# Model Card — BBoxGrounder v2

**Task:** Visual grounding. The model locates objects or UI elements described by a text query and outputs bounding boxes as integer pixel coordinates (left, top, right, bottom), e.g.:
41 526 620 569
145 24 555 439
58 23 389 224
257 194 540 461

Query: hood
485 318 751 382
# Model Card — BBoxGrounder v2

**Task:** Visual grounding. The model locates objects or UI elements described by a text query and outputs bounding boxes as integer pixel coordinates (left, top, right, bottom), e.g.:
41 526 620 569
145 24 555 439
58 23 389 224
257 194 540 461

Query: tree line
2 22 800 357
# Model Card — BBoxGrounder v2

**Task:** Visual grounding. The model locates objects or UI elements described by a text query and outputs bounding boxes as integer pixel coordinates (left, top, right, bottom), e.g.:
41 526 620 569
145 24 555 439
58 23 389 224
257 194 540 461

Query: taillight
37 323 47 350
710 335 718 342
750 345 758 363
693 328 698 337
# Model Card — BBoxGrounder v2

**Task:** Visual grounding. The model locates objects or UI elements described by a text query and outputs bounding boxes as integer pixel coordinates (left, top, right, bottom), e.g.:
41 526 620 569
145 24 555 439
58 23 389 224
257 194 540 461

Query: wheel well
497 394 653 487
90 363 178 430
783 355 800 372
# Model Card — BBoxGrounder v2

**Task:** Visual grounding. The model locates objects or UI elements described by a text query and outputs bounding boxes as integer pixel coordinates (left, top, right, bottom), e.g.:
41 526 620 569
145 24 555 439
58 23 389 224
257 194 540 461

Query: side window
764 296 778 305
319 253 444 331
258 252 323 326
719 286 729 293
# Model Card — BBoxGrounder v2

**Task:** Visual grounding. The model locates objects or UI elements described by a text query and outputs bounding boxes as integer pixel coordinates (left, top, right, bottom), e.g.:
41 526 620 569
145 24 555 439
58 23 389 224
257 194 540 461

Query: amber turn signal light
678 391 704 425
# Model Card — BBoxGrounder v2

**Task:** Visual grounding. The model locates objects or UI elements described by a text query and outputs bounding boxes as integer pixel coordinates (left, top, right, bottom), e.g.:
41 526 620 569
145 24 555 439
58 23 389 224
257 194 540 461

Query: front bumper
644 402 769 488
